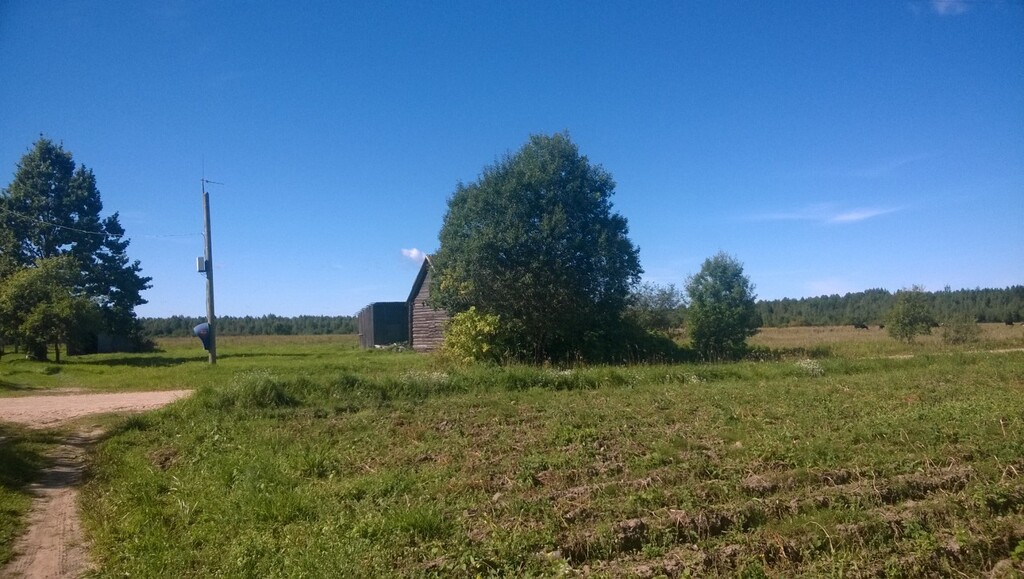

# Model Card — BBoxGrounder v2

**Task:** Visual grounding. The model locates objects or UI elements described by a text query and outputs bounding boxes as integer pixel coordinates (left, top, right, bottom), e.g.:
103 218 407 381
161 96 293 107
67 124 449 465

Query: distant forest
138 286 1024 338
756 286 1024 327
140 315 358 337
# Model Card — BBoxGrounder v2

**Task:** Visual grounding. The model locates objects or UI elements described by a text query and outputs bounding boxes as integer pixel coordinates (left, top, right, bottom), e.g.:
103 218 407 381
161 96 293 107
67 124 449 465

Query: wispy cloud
931 0 969 16
400 248 425 262
748 204 902 225
849 154 930 178
828 207 900 223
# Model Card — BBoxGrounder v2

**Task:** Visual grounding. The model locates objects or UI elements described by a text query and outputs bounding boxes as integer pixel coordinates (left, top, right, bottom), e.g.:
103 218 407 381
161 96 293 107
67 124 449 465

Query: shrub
685 252 758 361
942 313 981 345
626 282 684 335
885 285 934 343
440 307 506 364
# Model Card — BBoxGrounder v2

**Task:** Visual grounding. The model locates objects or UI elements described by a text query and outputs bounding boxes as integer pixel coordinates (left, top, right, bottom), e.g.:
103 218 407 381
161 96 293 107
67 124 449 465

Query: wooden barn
407 256 449 351
357 301 409 348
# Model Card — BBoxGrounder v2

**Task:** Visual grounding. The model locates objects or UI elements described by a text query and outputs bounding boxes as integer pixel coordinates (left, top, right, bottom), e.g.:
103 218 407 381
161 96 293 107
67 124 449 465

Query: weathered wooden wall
409 266 448 351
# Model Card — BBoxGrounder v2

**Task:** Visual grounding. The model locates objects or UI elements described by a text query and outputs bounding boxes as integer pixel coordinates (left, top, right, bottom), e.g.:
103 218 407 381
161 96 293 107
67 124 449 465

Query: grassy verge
79 349 1024 576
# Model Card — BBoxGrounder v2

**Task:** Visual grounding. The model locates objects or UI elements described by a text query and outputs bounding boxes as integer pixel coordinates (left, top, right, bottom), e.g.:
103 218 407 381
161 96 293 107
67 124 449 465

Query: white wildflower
795 359 824 377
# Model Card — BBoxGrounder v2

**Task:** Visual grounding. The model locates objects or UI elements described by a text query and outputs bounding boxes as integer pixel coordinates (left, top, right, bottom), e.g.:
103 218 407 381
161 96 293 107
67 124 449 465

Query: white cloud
400 248 425 262
828 207 900 223
931 0 969 16
749 204 901 225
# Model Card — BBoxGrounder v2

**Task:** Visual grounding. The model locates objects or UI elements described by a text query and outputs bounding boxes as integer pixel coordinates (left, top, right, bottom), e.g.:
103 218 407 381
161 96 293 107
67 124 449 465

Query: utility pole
202 178 220 364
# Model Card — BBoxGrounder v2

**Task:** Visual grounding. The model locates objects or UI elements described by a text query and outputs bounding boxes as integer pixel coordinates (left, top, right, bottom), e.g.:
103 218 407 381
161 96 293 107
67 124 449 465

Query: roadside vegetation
6 328 1023 576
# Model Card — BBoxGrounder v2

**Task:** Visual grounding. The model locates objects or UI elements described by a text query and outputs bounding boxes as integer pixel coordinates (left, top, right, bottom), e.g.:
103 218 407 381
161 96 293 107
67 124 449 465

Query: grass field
2 327 1023 575
748 323 1024 357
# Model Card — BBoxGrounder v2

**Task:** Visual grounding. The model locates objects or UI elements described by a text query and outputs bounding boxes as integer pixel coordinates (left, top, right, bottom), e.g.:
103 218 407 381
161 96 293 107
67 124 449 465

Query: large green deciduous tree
432 133 642 363
0 138 151 353
685 252 759 361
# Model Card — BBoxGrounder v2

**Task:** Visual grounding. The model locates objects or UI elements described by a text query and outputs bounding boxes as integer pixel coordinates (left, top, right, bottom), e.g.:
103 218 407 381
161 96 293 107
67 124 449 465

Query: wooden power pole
202 178 218 364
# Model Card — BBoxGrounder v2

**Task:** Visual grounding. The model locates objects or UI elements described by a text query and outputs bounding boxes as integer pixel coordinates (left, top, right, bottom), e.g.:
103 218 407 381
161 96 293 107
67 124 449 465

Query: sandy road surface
0 390 192 578
0 390 192 429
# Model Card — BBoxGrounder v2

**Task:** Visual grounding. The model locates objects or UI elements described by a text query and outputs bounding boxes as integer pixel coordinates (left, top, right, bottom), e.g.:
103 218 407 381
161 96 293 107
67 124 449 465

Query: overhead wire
0 206 201 240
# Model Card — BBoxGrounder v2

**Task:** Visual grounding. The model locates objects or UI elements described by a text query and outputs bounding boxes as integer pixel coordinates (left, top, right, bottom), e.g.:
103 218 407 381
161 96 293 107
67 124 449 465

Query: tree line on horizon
134 284 1024 341
755 286 1024 328
139 314 358 338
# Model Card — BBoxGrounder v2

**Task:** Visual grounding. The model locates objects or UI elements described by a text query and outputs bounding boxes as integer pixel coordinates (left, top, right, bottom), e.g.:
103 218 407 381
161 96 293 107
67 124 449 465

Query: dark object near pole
194 323 211 351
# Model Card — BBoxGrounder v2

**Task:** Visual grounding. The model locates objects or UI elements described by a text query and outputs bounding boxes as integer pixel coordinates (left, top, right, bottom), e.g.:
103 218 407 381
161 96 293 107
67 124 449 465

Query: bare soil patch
0 390 192 429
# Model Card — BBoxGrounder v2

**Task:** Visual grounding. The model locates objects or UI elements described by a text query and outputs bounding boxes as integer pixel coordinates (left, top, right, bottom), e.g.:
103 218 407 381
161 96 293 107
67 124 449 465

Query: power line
138 233 203 239
0 206 200 240
0 206 120 238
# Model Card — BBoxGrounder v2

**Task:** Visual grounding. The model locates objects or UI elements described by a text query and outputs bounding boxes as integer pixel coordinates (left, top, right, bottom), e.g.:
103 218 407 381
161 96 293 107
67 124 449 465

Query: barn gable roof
407 255 435 303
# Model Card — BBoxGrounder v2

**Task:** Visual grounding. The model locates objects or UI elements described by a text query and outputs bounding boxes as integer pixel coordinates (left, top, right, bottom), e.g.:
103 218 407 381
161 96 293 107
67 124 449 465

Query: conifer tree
0 138 151 354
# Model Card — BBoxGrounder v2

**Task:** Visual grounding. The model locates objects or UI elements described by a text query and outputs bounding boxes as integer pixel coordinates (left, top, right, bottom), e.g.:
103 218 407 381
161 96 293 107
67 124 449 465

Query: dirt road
0 390 192 578
0 390 192 429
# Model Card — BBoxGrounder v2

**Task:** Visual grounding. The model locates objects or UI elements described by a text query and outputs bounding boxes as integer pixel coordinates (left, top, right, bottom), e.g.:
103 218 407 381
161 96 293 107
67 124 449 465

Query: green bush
942 313 981 345
440 307 506 364
685 252 758 361
886 285 935 343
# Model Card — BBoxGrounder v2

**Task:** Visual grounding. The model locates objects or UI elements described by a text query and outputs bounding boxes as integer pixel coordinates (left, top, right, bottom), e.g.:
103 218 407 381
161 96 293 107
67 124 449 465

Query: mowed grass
0 335 380 396
61 331 1024 577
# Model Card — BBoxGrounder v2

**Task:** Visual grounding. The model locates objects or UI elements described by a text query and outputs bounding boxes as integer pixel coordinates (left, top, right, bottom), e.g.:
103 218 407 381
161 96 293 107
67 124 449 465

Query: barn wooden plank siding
357 302 409 348
407 256 449 351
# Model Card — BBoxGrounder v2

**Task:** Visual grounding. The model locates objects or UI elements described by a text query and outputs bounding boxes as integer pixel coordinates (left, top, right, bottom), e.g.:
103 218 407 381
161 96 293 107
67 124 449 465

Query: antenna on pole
200 177 221 364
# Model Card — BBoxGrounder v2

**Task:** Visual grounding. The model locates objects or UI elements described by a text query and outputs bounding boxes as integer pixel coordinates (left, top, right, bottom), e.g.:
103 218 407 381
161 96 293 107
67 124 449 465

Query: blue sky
2 1 1021 317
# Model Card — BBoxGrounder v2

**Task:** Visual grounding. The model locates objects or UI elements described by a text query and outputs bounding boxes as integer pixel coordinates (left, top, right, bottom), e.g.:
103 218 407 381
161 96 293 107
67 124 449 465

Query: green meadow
2 329 1023 576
